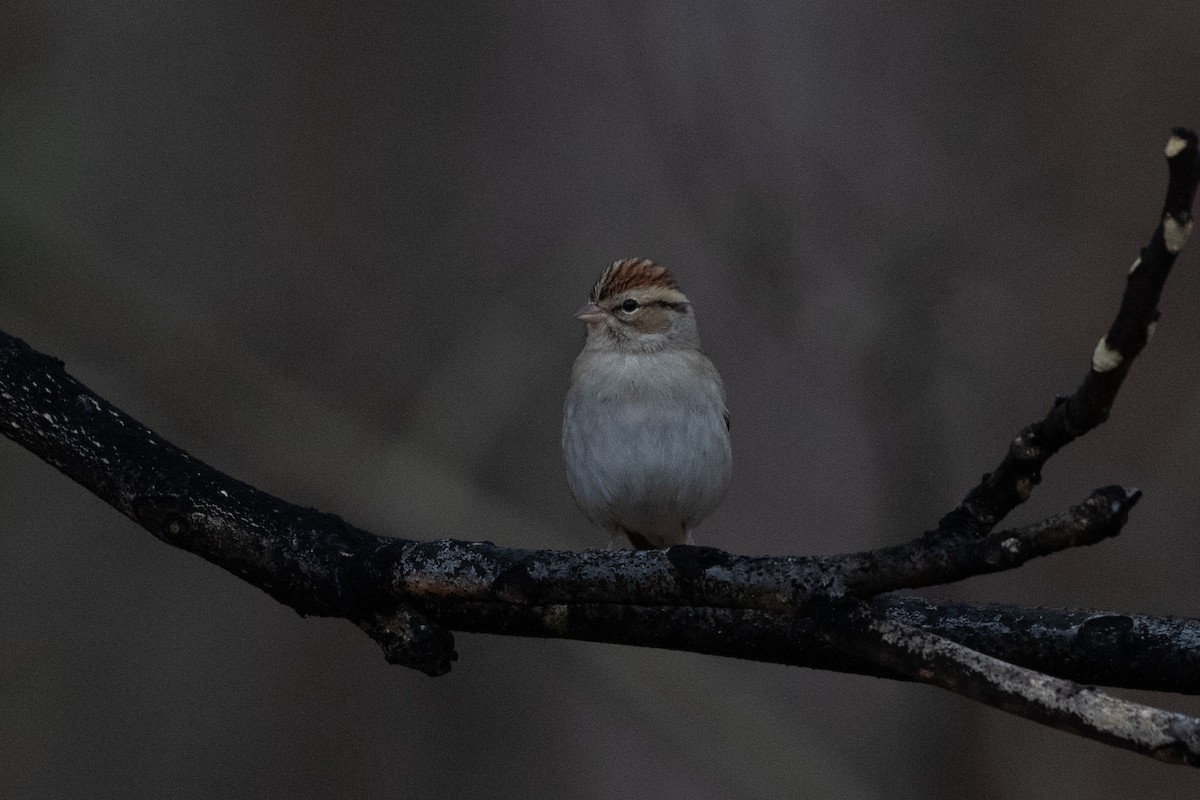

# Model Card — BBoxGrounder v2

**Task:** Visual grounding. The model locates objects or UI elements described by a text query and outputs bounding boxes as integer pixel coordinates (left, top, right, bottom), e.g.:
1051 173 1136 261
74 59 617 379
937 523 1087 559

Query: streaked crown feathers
590 258 681 302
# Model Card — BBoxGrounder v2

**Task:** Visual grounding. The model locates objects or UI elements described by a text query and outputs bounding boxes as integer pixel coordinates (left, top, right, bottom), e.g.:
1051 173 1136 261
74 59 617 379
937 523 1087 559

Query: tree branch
0 326 1144 626
834 485 1141 596
1 129 1198 763
821 601 1200 765
875 597 1200 694
414 595 1200 695
932 127 1198 541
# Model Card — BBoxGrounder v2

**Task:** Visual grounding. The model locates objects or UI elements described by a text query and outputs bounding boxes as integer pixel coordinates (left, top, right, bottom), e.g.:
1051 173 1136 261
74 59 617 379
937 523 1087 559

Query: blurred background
3 2 1200 797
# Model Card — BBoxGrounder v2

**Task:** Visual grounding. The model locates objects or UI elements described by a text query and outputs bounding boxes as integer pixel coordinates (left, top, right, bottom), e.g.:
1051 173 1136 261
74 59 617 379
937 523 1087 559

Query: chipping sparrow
562 258 732 549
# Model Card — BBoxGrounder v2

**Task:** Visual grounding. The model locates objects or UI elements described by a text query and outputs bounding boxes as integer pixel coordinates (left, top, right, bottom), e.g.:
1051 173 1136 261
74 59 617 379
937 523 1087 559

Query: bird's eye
620 298 639 312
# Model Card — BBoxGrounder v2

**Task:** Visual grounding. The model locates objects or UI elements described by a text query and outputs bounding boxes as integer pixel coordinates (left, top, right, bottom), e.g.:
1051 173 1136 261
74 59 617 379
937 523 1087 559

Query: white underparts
1165 135 1189 158
1091 337 1123 373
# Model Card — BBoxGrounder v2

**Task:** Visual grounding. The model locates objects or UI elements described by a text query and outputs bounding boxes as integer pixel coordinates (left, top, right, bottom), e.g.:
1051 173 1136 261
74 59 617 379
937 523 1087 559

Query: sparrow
562 258 731 549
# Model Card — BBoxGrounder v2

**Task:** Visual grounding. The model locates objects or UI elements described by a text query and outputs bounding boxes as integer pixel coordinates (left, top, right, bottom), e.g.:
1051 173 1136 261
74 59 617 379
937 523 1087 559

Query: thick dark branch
0 326 1196 693
0 326 1156 687
421 595 1200 695
821 602 1200 765
0 326 1164 683
1 130 1197 763
0 331 458 674
876 597 1200 694
932 128 1199 541
370 486 1134 613
0 323 1141 622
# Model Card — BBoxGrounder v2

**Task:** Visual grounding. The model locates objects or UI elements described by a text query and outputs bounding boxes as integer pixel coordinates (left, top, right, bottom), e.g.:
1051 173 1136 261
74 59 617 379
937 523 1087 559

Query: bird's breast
562 349 731 536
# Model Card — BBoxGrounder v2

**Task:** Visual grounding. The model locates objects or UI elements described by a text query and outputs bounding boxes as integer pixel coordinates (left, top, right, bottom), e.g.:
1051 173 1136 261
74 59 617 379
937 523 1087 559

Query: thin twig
932 127 1199 541
834 485 1141 595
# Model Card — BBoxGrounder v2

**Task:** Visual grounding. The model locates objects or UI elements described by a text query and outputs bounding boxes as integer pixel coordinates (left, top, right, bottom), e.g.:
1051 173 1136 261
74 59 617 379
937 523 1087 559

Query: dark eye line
617 299 687 310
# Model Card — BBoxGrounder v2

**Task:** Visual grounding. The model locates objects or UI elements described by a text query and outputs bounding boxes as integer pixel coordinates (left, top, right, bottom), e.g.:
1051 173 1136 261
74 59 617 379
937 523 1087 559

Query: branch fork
1 129 1198 762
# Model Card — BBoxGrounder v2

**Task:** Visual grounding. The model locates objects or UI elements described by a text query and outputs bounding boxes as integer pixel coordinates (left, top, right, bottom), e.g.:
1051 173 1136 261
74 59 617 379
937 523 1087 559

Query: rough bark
1 129 1198 763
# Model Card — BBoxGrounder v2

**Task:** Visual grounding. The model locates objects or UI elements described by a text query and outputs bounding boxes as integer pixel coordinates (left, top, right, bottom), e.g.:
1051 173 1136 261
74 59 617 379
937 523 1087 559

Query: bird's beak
574 302 607 325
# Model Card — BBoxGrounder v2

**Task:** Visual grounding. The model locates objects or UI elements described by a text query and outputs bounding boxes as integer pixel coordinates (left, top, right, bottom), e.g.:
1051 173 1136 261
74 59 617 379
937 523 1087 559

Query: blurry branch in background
1 130 1198 765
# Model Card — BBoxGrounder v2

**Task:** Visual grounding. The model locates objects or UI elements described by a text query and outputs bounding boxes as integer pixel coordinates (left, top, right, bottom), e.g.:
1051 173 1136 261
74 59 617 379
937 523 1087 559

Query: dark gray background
3 2 1200 798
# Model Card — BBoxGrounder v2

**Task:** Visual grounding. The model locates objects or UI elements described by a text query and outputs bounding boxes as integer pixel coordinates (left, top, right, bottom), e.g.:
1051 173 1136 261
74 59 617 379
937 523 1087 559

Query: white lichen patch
1165 135 1189 158
1091 337 1123 373
1163 215 1193 254
1128 257 1141 274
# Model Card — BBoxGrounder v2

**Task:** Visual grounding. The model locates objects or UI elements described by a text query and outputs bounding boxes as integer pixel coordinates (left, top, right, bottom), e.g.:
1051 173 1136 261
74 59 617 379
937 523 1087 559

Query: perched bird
562 258 732 549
